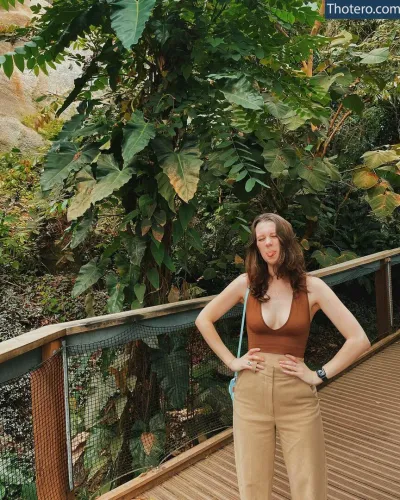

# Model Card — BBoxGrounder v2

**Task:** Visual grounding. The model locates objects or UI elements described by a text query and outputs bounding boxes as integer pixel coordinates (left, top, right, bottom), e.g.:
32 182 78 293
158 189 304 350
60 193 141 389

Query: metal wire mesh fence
0 372 35 499
67 306 244 497
0 350 67 500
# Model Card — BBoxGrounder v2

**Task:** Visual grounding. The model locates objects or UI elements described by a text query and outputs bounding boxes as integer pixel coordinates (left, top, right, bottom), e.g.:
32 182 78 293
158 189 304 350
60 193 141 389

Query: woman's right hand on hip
228 348 265 372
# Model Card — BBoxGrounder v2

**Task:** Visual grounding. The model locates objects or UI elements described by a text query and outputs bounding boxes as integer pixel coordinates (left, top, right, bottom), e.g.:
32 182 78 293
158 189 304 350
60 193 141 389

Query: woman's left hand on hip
279 354 321 385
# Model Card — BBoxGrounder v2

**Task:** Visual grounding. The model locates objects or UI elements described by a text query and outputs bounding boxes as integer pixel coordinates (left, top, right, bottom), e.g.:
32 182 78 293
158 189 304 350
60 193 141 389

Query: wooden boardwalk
139 339 400 500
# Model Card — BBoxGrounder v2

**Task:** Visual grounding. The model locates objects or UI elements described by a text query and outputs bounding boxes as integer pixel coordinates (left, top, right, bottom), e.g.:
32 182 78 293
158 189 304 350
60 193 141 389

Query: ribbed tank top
246 283 311 358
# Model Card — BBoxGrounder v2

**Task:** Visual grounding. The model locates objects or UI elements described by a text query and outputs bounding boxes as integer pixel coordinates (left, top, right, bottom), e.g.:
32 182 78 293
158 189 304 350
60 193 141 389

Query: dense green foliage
1 0 399 310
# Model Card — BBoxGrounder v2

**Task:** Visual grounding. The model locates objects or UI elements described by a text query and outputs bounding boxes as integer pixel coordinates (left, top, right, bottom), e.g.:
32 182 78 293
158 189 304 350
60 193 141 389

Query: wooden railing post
375 257 393 341
31 340 73 499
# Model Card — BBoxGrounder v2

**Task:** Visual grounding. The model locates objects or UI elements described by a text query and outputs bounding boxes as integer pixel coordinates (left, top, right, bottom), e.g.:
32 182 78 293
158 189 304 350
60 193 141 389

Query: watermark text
325 1 400 19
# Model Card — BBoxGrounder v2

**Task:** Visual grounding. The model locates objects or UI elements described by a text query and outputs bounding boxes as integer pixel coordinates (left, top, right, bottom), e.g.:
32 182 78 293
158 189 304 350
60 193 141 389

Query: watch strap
316 367 328 381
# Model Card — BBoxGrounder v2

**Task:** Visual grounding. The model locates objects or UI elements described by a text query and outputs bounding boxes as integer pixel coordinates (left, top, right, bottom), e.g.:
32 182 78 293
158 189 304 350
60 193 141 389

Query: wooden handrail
0 247 399 364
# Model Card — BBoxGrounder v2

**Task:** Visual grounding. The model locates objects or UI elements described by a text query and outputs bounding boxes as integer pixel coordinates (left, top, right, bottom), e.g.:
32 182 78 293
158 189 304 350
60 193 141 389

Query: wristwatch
316 367 328 381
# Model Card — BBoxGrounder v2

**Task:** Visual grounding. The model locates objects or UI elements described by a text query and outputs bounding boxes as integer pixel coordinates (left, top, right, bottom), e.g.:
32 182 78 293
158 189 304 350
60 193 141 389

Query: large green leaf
129 414 166 469
110 0 156 50
151 345 189 408
153 139 203 203
72 257 110 297
119 209 140 230
209 137 262 182
262 148 289 177
13 53 24 72
70 209 95 248
321 158 341 181
310 72 344 93
134 283 146 303
84 373 117 429
221 76 263 110
187 227 203 252
106 274 126 313
162 251 175 272
336 250 358 264
311 248 339 268
367 189 400 218
353 168 379 189
150 240 165 266
330 30 353 47
264 95 290 119
296 161 329 192
378 168 400 189
359 47 390 65
146 268 160 290
138 194 157 218
122 110 155 165
67 166 97 221
58 113 85 141
228 105 257 133
41 142 98 192
155 172 176 212
2 53 14 79
178 202 196 230
69 122 109 139
280 110 307 131
263 145 297 178
362 150 399 169
90 155 134 204
121 233 147 266
342 94 364 115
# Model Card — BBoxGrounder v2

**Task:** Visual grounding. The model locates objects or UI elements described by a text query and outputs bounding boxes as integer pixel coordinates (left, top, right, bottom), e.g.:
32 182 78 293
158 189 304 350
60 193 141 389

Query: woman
195 213 371 500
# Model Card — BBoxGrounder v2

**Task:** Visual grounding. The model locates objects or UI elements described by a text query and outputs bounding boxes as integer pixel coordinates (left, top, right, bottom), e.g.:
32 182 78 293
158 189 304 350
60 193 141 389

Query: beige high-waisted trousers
233 352 327 500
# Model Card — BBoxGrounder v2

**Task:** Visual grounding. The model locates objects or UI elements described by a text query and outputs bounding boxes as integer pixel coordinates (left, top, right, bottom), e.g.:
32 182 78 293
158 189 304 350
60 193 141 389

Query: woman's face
255 220 280 264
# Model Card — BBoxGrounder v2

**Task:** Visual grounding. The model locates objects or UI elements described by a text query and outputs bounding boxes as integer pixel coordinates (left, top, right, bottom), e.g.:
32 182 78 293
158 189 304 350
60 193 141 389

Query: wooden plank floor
139 339 400 500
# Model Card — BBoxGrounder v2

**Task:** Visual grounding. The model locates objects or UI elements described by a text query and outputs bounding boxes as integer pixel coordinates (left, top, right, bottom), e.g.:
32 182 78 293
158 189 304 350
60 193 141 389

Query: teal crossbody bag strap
229 286 250 400
235 285 251 374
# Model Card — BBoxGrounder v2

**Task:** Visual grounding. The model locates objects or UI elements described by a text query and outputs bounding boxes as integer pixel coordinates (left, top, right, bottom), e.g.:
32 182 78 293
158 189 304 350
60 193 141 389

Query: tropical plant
1 0 397 309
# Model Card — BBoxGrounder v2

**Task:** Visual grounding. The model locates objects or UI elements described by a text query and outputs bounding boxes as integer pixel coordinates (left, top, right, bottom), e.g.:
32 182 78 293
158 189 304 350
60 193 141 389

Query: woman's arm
309 276 371 383
280 276 371 384
195 273 264 371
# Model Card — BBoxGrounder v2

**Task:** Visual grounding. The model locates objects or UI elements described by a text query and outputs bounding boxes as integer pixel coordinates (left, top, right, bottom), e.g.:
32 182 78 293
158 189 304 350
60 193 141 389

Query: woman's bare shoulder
305 275 324 290
239 272 249 284
305 275 325 311
238 273 250 303
195 272 249 324
220 272 249 303
305 274 315 286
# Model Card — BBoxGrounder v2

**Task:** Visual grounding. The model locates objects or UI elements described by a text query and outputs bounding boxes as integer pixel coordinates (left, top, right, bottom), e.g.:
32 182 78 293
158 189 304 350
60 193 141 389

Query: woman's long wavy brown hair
245 213 308 302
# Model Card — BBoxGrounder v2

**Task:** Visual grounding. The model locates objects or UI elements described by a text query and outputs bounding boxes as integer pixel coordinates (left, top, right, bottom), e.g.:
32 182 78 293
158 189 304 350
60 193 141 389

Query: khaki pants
233 352 327 500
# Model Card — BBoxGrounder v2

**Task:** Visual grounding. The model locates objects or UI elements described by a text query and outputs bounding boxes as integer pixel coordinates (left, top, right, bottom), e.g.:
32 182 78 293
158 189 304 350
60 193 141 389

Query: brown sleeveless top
246 284 311 358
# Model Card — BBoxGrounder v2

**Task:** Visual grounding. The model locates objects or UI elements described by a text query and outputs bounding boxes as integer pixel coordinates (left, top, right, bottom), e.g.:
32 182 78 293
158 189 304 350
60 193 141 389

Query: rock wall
0 0 82 153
